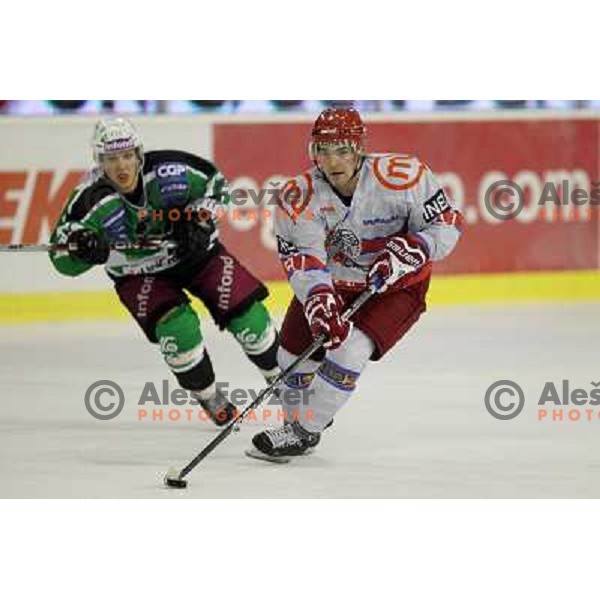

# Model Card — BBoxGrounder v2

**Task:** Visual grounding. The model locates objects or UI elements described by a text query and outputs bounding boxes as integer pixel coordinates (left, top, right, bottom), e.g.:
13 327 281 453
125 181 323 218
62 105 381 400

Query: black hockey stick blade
164 466 188 488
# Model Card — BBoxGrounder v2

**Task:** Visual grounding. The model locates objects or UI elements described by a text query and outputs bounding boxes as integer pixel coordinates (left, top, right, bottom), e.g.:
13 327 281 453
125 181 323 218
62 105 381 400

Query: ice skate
193 389 236 427
245 422 321 463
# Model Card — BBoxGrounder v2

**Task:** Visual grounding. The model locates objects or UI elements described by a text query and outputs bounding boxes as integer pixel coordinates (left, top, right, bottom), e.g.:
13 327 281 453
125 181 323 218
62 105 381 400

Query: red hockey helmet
309 107 366 159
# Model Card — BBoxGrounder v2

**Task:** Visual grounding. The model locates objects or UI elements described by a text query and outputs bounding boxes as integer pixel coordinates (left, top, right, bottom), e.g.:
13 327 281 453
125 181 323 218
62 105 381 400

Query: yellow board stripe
427 269 600 306
0 270 599 324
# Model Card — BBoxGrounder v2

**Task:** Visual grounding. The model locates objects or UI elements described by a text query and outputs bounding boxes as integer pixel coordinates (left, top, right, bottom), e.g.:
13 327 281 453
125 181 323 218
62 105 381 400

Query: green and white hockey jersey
49 150 230 278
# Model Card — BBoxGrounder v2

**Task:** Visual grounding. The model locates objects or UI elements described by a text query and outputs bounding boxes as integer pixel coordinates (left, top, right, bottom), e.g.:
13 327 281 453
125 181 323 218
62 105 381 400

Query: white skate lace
268 424 303 448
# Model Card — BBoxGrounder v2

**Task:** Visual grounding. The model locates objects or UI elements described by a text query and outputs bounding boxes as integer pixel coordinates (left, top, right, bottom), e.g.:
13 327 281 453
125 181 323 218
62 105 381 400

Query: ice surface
1 303 599 498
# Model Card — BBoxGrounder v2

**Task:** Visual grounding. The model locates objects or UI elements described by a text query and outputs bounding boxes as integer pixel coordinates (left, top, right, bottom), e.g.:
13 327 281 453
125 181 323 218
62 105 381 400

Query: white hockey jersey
274 153 463 303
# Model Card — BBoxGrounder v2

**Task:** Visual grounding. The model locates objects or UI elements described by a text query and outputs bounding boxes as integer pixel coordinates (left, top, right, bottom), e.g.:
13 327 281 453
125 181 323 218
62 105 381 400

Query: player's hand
67 228 110 265
173 214 215 259
367 234 429 294
304 287 351 350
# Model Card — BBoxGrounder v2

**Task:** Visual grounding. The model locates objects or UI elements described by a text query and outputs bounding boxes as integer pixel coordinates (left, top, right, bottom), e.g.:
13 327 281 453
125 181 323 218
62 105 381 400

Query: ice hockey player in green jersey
49 117 280 426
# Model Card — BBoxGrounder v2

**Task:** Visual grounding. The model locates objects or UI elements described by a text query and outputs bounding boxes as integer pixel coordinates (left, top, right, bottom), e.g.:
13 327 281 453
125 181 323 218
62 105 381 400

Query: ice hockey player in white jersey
246 107 464 462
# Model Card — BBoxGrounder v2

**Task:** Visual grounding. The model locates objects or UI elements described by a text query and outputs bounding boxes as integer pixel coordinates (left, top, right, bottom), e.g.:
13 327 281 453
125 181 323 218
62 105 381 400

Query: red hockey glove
304 288 351 350
367 234 429 294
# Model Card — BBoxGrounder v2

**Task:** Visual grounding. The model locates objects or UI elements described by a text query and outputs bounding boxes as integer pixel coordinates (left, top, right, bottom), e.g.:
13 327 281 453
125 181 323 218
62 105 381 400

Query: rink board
213 115 600 279
0 112 599 321
0 270 599 323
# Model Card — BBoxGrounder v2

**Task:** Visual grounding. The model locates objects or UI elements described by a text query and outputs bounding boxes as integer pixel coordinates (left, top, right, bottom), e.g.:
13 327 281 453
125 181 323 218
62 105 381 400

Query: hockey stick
0 240 178 252
164 285 377 488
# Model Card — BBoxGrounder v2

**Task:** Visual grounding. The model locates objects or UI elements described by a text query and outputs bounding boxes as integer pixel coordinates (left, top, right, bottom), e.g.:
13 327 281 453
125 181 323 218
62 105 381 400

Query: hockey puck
164 467 188 489
165 477 188 489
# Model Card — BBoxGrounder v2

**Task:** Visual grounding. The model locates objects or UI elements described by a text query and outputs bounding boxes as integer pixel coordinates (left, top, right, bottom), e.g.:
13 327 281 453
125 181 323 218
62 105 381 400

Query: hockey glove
304 288 351 350
173 215 216 261
67 228 110 265
367 234 429 294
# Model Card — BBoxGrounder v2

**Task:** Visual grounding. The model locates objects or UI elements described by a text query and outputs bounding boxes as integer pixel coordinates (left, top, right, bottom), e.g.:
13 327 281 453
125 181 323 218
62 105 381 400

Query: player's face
101 149 140 193
314 145 361 193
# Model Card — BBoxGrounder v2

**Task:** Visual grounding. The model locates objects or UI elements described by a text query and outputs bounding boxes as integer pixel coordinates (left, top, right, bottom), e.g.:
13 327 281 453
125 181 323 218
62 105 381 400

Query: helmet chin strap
350 153 364 179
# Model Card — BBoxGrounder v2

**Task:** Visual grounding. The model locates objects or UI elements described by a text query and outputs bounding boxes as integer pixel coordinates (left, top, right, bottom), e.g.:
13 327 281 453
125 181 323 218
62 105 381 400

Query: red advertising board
2 117 597 283
0 170 85 244
214 118 600 280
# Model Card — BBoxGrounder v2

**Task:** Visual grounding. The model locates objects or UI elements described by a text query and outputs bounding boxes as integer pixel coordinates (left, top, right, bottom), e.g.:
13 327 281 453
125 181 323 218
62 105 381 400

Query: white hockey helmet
92 117 144 165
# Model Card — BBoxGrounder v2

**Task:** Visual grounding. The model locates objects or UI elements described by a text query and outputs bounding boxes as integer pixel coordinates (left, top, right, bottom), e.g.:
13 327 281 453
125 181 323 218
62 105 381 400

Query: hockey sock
227 301 279 379
297 327 375 433
155 304 206 374
277 346 321 423
155 303 218 398
176 351 217 400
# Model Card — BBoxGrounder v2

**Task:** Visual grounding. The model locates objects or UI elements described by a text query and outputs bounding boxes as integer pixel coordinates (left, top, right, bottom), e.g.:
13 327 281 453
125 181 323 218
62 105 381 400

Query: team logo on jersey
325 228 361 263
277 174 314 219
373 155 426 191
423 190 451 223
157 163 186 178
156 163 189 207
